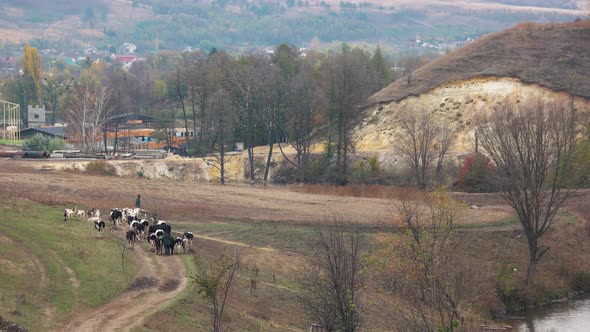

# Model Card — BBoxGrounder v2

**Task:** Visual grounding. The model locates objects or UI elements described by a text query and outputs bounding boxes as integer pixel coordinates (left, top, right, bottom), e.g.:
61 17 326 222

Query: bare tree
475 96 578 287
399 54 426 86
207 88 236 185
321 46 373 184
65 81 113 153
397 108 455 189
299 216 365 332
279 64 325 182
229 54 265 185
193 252 240 332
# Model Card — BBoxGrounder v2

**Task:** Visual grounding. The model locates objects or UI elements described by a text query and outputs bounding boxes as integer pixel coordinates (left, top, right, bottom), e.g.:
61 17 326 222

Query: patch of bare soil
127 277 158 291
57 242 188 332
158 279 180 292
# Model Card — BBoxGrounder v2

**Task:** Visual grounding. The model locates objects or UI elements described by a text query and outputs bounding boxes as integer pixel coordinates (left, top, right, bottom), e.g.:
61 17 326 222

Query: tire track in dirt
57 243 188 332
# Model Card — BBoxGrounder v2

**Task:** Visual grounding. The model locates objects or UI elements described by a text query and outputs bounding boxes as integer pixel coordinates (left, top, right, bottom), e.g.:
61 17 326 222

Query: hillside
0 0 587 52
355 21 590 166
369 20 590 103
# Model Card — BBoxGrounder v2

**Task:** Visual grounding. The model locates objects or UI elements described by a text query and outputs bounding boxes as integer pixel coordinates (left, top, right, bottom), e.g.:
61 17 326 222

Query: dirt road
57 242 188 332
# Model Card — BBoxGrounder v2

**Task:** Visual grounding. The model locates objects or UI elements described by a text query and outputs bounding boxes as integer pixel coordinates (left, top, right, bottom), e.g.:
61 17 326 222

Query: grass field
0 199 137 331
0 139 22 146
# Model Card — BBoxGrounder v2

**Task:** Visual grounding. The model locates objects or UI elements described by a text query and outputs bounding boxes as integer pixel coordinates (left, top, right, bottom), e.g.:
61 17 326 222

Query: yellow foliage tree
23 44 42 105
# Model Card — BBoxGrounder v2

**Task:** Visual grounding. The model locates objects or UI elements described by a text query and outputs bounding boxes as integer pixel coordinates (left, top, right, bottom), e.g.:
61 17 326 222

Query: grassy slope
370 20 590 104
0 200 137 331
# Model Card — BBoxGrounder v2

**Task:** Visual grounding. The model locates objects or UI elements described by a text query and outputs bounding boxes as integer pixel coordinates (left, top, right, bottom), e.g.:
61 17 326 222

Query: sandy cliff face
354 76 590 157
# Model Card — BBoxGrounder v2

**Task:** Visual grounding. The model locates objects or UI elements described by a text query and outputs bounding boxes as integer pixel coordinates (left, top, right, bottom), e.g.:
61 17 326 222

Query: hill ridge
369 20 590 104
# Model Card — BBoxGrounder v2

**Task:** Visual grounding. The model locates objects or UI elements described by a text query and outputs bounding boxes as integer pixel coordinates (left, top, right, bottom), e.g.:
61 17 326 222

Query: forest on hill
1 0 586 53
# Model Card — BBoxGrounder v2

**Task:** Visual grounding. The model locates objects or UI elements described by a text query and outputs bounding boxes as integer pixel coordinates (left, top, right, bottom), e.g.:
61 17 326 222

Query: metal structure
1 100 20 143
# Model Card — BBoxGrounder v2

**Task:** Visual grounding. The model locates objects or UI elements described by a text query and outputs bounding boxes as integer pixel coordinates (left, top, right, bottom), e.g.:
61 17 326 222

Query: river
508 293 590 331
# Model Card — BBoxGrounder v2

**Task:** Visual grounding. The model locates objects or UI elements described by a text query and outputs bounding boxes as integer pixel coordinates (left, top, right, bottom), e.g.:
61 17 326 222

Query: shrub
350 156 382 184
22 134 65 153
85 161 116 176
456 153 493 192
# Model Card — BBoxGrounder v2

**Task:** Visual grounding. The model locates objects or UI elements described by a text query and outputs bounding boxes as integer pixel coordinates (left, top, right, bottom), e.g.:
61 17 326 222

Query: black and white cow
148 233 162 255
183 231 194 252
94 219 105 238
126 229 137 249
174 237 183 254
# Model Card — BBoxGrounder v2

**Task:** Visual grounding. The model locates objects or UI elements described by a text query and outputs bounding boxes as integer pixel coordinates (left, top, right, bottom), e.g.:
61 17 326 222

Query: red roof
116 55 137 63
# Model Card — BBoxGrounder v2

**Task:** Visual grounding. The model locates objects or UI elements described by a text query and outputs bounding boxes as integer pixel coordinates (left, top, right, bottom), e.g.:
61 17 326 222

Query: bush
22 134 65 153
456 153 493 192
85 161 116 176
350 156 382 184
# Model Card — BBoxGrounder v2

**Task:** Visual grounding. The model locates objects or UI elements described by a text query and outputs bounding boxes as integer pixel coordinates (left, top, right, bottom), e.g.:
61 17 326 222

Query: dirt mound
0 316 28 332
370 20 590 104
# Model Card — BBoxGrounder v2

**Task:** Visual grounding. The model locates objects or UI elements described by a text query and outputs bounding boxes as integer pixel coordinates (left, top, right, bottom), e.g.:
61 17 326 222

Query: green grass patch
456 218 518 229
0 138 23 146
0 200 137 329
195 221 317 254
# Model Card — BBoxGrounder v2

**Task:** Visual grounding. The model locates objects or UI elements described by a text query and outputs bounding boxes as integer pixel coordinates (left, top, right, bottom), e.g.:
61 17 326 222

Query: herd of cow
64 206 194 255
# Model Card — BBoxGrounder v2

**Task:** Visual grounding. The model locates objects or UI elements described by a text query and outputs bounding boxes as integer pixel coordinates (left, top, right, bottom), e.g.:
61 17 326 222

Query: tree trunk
263 128 274 185
525 241 538 287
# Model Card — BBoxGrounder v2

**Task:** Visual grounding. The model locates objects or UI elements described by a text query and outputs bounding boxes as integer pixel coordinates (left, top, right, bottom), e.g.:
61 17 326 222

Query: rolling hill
0 0 587 52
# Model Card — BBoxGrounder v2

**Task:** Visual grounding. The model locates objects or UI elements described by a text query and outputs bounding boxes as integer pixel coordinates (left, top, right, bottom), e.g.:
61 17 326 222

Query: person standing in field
135 194 141 208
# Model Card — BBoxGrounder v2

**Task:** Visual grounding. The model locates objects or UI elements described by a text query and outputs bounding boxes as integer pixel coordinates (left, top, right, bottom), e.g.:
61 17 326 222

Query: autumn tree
16 44 43 123
397 108 455 189
385 188 478 331
475 96 578 287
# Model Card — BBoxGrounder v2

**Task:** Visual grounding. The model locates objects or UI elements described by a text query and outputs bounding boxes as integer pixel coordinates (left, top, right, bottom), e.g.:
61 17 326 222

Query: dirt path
57 243 188 332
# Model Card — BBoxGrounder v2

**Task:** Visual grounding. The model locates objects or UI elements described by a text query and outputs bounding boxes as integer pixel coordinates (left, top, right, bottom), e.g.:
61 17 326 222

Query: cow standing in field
94 219 106 238
183 231 194 252
126 230 137 249
148 233 162 255
110 209 123 227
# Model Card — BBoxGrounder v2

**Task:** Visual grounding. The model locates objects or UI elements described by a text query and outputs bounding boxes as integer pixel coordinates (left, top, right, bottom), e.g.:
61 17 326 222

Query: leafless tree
228 54 266 185
279 64 325 182
399 54 425 86
207 88 236 185
321 47 373 184
170 58 191 154
299 216 366 332
65 81 113 153
475 96 578 287
193 252 240 332
397 108 455 189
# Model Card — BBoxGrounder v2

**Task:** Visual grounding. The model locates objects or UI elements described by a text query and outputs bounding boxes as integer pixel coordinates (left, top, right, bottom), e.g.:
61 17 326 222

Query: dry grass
370 20 590 104
288 183 425 200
